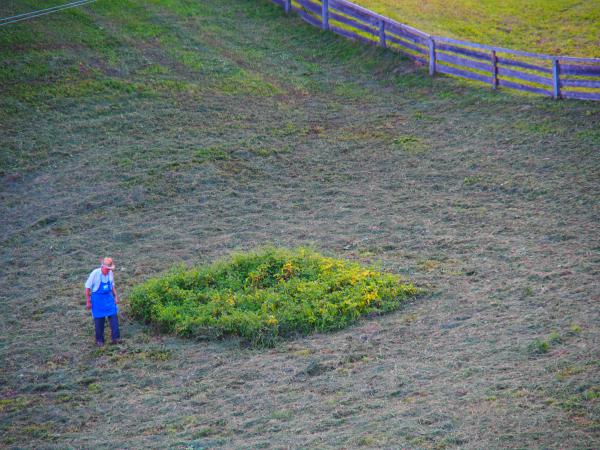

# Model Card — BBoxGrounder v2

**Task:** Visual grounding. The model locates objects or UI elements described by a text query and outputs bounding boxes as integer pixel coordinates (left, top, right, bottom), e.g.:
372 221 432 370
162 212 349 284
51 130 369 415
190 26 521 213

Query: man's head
100 257 115 275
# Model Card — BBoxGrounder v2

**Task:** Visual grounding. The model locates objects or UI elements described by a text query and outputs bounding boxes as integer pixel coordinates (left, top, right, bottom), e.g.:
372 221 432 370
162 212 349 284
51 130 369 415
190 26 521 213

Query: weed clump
129 248 419 345
527 338 550 355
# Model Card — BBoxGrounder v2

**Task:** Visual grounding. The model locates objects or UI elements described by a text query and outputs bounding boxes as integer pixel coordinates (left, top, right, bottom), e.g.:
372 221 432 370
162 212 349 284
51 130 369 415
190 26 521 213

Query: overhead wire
0 0 91 21
0 0 97 25
0 0 97 26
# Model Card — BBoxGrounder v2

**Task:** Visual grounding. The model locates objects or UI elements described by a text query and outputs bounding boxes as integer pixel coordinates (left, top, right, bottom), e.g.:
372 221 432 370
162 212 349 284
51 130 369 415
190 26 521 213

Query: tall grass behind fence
271 0 600 101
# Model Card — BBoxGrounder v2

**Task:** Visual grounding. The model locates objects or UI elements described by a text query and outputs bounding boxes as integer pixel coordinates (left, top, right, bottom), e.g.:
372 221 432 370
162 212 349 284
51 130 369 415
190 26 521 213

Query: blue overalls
91 274 120 344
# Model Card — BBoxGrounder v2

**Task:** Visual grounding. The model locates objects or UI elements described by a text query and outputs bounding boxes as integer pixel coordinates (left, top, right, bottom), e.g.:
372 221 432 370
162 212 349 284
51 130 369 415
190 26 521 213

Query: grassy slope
1 0 599 448
354 0 600 57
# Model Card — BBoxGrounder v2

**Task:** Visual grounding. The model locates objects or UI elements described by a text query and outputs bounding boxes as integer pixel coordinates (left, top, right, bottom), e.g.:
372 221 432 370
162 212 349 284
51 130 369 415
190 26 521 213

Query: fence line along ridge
271 0 600 101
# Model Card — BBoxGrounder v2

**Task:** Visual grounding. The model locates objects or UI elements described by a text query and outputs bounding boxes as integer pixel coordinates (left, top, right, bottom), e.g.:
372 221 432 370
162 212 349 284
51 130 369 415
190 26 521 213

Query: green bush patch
130 248 419 345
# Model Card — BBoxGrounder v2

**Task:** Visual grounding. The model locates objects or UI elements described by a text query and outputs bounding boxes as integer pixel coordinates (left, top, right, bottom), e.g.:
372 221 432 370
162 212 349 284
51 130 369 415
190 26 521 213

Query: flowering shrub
129 248 420 345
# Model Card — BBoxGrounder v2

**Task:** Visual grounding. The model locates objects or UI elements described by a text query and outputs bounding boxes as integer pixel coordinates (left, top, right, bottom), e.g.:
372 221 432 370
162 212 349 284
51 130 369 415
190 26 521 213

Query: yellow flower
265 315 278 326
281 261 294 280
363 290 379 305
321 261 334 271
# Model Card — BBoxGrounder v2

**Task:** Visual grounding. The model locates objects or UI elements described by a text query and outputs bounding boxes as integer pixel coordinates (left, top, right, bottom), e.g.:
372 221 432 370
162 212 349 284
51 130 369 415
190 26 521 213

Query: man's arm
84 269 96 310
112 286 118 304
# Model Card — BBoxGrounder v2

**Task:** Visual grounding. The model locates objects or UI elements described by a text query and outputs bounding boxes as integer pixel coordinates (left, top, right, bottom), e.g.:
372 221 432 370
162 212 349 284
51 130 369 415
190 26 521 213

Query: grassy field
1 0 599 448
353 0 600 57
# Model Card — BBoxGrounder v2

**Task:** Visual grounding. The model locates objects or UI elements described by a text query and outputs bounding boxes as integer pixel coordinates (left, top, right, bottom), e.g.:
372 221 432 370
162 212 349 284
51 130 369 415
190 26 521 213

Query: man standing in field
85 257 120 346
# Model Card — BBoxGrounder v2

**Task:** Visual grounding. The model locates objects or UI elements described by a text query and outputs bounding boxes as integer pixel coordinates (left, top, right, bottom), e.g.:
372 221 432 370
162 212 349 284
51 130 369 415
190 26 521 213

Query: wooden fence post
552 57 560 99
379 20 386 48
284 0 291 14
491 50 498 89
322 0 329 30
428 38 435 76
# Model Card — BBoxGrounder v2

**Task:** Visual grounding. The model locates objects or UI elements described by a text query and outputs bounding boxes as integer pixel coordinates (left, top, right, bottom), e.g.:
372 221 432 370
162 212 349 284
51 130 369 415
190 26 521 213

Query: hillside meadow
1 0 599 448
354 0 600 57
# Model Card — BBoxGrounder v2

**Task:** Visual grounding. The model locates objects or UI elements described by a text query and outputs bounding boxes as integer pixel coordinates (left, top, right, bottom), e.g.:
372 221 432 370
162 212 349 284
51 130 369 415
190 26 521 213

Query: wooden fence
270 0 600 101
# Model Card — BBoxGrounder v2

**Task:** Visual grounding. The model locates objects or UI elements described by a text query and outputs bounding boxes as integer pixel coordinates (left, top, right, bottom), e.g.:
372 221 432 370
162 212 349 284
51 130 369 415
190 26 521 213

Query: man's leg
94 317 105 345
108 314 120 343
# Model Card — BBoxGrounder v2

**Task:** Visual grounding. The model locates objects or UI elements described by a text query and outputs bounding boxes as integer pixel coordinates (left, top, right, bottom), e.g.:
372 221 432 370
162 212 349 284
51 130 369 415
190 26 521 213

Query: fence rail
271 0 600 101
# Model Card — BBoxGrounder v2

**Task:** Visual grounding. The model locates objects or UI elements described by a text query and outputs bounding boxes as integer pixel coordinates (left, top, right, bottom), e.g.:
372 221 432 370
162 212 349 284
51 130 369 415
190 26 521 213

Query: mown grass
130 247 419 344
1 0 599 448
354 0 600 56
